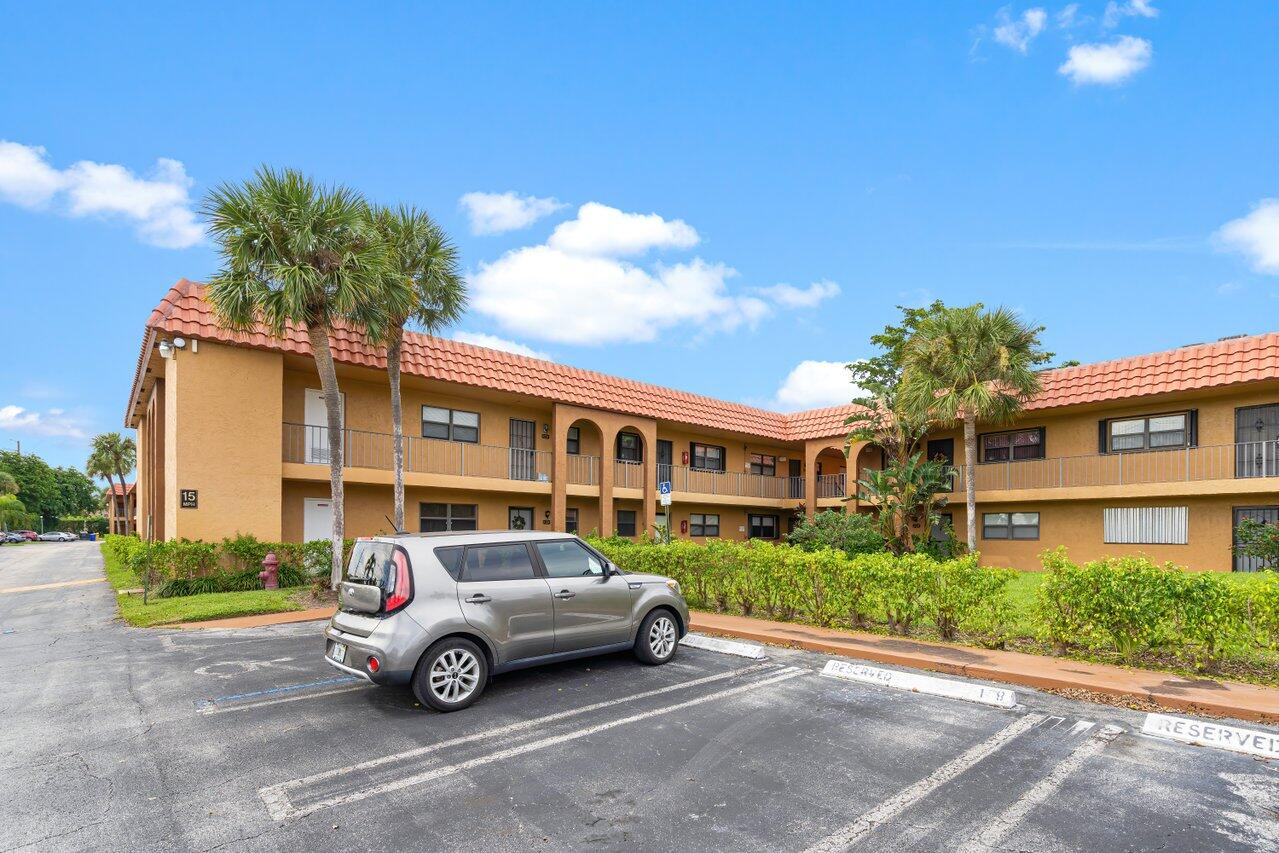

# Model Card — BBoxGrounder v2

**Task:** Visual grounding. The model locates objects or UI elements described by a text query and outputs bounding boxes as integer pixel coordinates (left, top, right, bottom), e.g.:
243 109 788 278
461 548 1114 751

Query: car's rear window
346 541 396 591
434 545 464 579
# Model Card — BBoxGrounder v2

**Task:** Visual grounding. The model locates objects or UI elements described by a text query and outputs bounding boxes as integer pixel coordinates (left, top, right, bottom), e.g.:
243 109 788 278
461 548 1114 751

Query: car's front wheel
413 638 488 712
634 609 679 665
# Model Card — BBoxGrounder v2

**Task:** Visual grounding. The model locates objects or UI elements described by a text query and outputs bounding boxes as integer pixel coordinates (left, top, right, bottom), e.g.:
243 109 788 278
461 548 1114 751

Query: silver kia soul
324 531 689 711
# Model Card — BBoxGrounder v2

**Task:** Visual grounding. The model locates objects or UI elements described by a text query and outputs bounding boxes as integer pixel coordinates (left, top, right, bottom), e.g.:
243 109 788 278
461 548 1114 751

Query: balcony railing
284 423 552 482
656 463 805 500
817 473 846 499
615 459 645 489
947 441 1279 493
566 454 601 486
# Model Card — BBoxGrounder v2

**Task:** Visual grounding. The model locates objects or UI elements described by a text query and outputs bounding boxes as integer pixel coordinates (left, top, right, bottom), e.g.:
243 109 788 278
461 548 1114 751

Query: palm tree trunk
103 473 118 534
387 328 406 533
306 324 347 589
964 414 978 552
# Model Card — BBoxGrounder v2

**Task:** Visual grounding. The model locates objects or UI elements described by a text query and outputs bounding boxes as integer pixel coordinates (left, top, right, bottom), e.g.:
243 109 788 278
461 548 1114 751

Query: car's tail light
383 548 413 614
366 656 381 674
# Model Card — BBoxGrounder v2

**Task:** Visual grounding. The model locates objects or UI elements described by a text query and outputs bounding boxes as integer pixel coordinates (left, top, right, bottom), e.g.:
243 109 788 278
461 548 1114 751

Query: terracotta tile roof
1029 333 1279 410
126 280 1279 441
106 482 135 496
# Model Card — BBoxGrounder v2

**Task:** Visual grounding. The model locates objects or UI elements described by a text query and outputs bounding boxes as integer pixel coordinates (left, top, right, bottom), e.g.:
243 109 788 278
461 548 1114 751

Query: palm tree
203 167 398 587
0 471 17 497
898 305 1051 551
369 206 467 532
85 447 117 531
90 433 135 535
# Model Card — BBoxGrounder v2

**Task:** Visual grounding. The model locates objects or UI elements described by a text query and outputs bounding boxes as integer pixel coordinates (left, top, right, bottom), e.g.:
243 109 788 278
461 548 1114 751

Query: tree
785 509 884 556
369 205 466 533
52 466 99 517
0 471 17 496
203 167 397 587
0 449 58 527
1235 517 1279 570
898 305 1052 551
90 433 135 534
0 494 35 531
86 446 120 531
855 452 954 554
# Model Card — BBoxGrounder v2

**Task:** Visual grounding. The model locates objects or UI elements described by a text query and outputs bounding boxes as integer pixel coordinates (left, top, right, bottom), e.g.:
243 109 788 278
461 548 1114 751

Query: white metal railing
817 473 846 499
284 423 552 482
946 440 1279 493
614 459 645 489
566 454 600 486
656 463 804 500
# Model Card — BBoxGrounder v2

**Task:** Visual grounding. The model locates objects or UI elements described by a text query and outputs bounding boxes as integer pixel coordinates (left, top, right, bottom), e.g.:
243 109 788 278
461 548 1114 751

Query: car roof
369 530 584 549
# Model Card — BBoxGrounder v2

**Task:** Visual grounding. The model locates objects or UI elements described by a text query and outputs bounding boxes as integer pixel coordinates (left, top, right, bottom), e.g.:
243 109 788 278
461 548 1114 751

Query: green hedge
588 537 1016 645
587 537 1279 667
1035 547 1279 664
102 533 351 598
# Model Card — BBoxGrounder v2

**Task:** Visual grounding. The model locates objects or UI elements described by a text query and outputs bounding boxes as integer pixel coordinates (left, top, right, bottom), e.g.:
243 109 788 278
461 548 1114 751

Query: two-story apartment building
125 280 1279 572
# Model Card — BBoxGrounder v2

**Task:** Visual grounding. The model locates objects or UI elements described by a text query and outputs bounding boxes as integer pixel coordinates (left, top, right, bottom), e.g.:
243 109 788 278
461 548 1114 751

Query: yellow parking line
0 577 106 595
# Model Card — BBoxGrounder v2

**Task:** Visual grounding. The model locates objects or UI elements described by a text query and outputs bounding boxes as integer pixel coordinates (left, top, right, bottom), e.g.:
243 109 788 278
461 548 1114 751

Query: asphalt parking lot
2 542 1277 852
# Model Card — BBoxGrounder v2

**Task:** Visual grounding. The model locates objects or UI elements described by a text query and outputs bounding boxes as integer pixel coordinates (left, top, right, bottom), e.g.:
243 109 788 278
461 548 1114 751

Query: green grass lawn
116 586 309 627
101 547 141 590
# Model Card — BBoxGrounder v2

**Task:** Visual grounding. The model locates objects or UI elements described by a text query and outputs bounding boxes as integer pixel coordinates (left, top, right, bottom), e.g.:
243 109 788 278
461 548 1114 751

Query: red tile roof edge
125 280 1279 442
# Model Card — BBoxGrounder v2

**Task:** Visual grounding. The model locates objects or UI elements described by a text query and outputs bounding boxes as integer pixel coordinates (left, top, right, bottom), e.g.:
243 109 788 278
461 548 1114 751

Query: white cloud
1216 199 1279 274
1103 0 1158 29
451 331 550 360
0 404 88 439
0 141 202 248
771 361 857 411
1058 36 1152 85
1055 4 1082 28
546 202 699 257
458 191 566 235
993 7 1048 53
1216 282 1244 296
469 202 791 346
756 280 841 309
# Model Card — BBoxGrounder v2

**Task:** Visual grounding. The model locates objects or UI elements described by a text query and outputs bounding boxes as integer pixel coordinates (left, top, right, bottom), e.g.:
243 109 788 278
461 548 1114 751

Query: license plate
328 642 347 664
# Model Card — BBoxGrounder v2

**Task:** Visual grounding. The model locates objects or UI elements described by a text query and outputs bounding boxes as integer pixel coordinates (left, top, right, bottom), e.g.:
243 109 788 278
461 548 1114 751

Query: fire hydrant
259 551 279 589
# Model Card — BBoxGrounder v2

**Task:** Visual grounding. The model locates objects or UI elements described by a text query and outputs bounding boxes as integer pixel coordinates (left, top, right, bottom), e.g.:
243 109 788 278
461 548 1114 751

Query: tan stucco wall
939 495 1265 572
161 341 283 541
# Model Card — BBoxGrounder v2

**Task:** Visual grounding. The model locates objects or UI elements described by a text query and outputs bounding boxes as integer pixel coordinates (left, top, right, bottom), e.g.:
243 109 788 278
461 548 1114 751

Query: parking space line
199 685 368 715
681 633 767 659
261 663 799 821
957 723 1122 852
802 713 1047 852
0 577 105 595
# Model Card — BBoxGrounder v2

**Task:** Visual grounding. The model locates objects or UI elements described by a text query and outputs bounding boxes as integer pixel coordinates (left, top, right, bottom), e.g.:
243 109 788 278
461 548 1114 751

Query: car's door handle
554 590 576 600
465 594 492 604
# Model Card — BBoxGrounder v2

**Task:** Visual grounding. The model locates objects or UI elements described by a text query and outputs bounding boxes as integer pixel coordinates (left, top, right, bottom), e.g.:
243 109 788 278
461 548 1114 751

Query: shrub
874 552 933 635
786 510 884 557
1034 547 1096 654
1169 572 1247 667
926 555 1015 641
1243 572 1279 650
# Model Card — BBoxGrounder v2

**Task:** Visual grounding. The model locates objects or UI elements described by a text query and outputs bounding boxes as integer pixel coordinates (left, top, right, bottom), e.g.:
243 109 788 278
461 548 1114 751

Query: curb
171 606 337 630
688 614 1279 724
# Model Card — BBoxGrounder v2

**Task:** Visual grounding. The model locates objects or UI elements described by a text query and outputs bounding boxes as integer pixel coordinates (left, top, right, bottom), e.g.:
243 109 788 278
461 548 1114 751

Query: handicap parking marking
681 633 768 659
260 662 796 821
196 675 363 714
820 659 1018 709
1141 713 1279 760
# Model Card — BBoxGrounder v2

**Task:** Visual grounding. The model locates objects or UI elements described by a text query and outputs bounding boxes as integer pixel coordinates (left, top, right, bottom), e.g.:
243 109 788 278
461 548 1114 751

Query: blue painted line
207 676 359 705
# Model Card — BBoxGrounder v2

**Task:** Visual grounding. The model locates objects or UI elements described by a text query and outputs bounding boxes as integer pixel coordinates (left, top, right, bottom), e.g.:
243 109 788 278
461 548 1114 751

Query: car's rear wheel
413 638 488 712
634 609 679 665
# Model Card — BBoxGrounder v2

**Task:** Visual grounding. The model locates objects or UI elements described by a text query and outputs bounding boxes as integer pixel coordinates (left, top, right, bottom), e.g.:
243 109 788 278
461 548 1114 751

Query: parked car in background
325 531 689 712
36 531 76 542
14 531 38 541
1 532 24 543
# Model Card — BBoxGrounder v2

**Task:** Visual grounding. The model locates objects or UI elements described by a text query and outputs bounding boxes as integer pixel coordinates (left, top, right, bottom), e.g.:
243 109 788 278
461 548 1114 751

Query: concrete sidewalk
691 611 1279 724
168 603 1279 723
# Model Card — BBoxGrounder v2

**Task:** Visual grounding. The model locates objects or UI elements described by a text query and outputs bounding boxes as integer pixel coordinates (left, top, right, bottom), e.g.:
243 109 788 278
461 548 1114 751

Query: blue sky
3 1 1279 472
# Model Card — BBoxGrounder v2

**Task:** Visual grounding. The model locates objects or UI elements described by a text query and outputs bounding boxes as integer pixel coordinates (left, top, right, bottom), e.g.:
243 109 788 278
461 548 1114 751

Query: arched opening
612 425 647 490
815 446 849 498
565 418 604 486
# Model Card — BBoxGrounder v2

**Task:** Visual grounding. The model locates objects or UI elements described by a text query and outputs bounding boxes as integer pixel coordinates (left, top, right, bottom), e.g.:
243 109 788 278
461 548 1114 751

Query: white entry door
303 498 334 543
304 389 345 464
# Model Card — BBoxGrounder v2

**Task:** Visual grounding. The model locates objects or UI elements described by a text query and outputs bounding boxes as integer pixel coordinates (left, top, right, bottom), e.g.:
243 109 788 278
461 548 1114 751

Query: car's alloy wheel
429 648 480 703
648 616 677 659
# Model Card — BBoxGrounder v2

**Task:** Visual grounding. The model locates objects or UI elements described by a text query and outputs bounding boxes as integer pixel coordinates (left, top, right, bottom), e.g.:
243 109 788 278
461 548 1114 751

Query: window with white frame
422 406 480 443
982 511 1039 540
1103 506 1188 544
1107 413 1189 452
